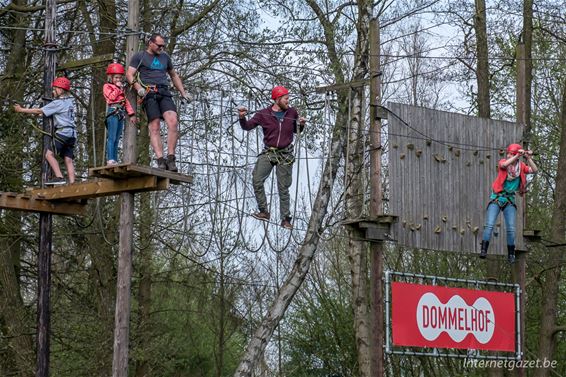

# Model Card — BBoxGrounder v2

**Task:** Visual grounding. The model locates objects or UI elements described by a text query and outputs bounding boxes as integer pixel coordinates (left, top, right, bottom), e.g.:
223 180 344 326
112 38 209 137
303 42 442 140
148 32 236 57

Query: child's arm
500 153 521 168
103 83 121 103
524 151 538 173
14 104 43 115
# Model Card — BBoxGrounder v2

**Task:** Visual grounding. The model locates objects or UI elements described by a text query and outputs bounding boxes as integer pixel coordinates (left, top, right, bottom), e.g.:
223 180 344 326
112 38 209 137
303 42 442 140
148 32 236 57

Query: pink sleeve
125 98 135 116
498 159 507 169
103 84 120 102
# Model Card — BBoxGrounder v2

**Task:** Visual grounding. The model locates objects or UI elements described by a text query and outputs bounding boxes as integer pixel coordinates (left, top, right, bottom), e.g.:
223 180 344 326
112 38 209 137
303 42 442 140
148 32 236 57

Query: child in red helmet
14 77 77 186
479 143 538 263
103 62 136 165
238 86 306 230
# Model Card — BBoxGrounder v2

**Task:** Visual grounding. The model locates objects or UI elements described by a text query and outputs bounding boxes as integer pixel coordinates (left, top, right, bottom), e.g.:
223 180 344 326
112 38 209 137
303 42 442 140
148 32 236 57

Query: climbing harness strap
489 191 516 209
105 104 126 123
260 144 295 165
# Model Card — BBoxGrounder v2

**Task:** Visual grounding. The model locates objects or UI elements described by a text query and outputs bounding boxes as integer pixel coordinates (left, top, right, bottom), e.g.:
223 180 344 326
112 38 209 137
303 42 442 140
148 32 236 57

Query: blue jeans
106 108 124 161
482 202 517 246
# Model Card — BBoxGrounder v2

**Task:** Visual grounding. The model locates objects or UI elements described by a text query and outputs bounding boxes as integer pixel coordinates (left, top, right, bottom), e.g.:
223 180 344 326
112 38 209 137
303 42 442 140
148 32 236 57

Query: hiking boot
281 217 293 230
166 154 178 172
45 176 66 186
157 157 167 170
507 245 516 264
251 211 270 222
479 240 489 259
106 159 117 166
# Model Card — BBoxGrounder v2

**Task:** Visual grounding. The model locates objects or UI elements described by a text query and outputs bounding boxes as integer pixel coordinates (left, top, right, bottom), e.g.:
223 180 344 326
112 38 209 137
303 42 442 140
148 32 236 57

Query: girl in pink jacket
103 62 136 165
479 143 538 263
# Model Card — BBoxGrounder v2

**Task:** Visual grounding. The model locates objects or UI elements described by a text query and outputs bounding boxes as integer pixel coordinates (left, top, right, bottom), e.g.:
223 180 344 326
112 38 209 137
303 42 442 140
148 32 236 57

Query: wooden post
513 42 527 377
369 16 385 377
111 0 138 375
37 0 57 375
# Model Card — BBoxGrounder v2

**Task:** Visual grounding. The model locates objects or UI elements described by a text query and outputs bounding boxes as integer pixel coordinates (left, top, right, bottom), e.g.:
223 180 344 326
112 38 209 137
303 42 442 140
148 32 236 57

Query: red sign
392 282 516 352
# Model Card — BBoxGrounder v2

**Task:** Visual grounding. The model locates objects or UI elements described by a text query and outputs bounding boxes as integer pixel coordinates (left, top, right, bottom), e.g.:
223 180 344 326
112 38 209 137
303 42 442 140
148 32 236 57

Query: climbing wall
388 102 526 255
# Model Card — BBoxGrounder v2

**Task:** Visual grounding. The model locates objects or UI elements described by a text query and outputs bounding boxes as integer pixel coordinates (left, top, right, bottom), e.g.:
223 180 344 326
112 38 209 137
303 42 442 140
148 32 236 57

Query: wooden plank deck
0 163 190 215
30 176 169 200
89 163 193 184
0 192 87 215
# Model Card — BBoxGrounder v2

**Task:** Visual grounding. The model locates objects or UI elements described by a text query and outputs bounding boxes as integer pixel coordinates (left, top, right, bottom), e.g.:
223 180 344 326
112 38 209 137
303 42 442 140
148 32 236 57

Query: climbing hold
393 144 399 149
407 143 415 150
442 216 447 222
415 149 422 157
472 226 479 234
454 149 461 157
426 139 432 146
473 150 479 156
466 161 471 167
434 225 441 233
400 154 406 159
434 154 446 162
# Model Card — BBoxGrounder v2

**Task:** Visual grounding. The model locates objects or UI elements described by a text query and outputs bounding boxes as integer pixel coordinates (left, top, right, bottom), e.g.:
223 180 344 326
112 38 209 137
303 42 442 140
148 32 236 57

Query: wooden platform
89 163 193 184
342 215 398 241
523 229 542 242
0 163 192 215
0 192 87 216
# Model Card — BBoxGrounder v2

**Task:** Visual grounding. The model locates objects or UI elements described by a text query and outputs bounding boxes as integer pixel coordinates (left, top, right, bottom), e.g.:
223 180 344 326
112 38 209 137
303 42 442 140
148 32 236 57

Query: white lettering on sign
416 293 495 344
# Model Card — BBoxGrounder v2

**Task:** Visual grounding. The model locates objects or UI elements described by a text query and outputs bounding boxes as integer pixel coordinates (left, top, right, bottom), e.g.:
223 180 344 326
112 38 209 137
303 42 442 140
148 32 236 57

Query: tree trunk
534 77 566 377
134 119 153 377
522 0 533 139
474 0 490 118
0 2 34 375
345 89 371 376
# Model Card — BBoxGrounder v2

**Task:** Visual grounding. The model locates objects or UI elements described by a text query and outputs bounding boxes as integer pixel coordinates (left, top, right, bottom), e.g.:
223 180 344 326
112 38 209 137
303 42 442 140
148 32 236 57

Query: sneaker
106 160 117 166
166 154 178 172
157 157 167 170
45 177 66 186
251 211 270 222
281 217 293 230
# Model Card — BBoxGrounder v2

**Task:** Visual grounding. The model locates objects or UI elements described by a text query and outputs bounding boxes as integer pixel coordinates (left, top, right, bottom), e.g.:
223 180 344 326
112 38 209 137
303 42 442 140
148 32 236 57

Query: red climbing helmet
506 143 522 155
271 86 289 100
106 62 125 75
52 77 71 91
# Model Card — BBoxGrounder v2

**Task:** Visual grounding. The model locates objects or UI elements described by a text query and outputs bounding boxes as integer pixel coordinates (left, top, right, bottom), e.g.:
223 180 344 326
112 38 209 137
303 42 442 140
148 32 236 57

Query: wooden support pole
112 0 139 375
369 16 385 377
37 0 57 375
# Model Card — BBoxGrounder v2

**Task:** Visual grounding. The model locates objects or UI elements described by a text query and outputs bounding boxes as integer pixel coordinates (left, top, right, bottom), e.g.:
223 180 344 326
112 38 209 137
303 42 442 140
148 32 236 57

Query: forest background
0 0 565 376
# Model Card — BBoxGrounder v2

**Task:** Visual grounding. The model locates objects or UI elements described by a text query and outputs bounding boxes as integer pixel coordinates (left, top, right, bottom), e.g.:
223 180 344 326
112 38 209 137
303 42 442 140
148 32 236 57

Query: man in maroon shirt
239 86 306 229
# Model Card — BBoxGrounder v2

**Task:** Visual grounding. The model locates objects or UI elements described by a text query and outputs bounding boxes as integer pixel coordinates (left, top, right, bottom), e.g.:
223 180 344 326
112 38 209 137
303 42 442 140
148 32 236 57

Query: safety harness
260 143 295 166
489 191 516 209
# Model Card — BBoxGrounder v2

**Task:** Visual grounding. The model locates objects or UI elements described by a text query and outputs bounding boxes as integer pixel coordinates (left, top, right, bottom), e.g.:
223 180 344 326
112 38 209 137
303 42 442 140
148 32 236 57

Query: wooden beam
30 176 169 200
0 192 86 215
89 163 193 184
315 79 369 93
58 53 114 70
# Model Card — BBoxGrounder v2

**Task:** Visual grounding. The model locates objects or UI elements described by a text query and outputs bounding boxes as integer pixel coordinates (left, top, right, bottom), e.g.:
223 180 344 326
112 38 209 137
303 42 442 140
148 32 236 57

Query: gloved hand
137 88 146 97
